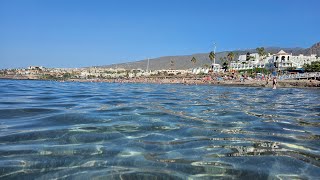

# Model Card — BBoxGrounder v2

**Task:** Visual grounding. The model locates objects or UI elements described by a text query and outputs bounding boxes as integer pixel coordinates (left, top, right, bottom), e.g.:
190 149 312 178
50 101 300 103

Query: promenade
278 72 320 80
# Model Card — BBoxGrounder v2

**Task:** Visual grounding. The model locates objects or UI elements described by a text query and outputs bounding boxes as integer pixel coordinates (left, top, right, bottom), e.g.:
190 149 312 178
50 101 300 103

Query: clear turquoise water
0 79 319 179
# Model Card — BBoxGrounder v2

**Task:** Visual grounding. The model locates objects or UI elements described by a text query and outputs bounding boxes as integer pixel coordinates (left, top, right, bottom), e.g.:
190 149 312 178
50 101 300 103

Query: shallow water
0 79 319 179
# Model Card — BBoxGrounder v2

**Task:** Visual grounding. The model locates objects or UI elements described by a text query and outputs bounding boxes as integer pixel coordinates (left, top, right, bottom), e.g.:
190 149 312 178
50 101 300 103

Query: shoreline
1 77 320 88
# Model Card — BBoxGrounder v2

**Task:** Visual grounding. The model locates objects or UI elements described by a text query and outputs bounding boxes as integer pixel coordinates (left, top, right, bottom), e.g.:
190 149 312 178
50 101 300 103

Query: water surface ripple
0 80 319 179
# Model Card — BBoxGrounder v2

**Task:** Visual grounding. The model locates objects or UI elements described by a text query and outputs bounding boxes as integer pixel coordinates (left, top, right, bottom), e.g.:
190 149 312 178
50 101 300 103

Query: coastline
211 79 320 88
1 76 319 88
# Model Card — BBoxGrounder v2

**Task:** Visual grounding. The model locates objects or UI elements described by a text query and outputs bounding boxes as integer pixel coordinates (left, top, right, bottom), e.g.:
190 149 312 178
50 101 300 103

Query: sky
0 0 319 69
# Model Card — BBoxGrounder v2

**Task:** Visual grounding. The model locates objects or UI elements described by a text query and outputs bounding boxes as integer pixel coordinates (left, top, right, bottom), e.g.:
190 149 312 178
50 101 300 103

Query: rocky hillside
100 42 319 70
307 42 320 55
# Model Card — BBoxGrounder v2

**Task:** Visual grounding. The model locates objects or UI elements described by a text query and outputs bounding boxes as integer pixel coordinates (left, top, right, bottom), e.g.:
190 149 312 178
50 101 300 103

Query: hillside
307 42 320 55
100 42 319 70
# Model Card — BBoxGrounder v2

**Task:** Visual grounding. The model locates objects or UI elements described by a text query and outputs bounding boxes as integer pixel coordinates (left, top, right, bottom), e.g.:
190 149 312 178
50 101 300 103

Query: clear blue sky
0 0 319 69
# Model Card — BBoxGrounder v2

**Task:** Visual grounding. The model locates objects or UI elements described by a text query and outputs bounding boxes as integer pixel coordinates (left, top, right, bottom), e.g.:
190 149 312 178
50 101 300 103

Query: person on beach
272 77 277 89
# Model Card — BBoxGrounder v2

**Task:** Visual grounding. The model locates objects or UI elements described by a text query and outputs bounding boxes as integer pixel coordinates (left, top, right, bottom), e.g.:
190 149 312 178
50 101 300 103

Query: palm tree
256 47 266 60
191 57 197 66
170 60 175 69
223 56 227 63
209 51 215 64
227 52 235 64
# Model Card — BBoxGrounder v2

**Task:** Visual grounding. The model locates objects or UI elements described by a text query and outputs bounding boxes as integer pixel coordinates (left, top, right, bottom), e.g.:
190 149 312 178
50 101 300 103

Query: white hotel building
272 50 318 70
230 50 319 71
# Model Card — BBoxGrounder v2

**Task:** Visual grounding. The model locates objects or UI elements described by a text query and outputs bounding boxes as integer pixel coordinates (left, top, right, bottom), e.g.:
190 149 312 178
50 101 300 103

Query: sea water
0 79 319 179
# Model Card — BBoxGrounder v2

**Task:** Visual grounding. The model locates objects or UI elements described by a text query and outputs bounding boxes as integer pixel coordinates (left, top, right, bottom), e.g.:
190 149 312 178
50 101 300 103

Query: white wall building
230 53 272 70
211 63 221 72
156 69 191 75
272 50 318 70
229 50 319 71
28 66 45 71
